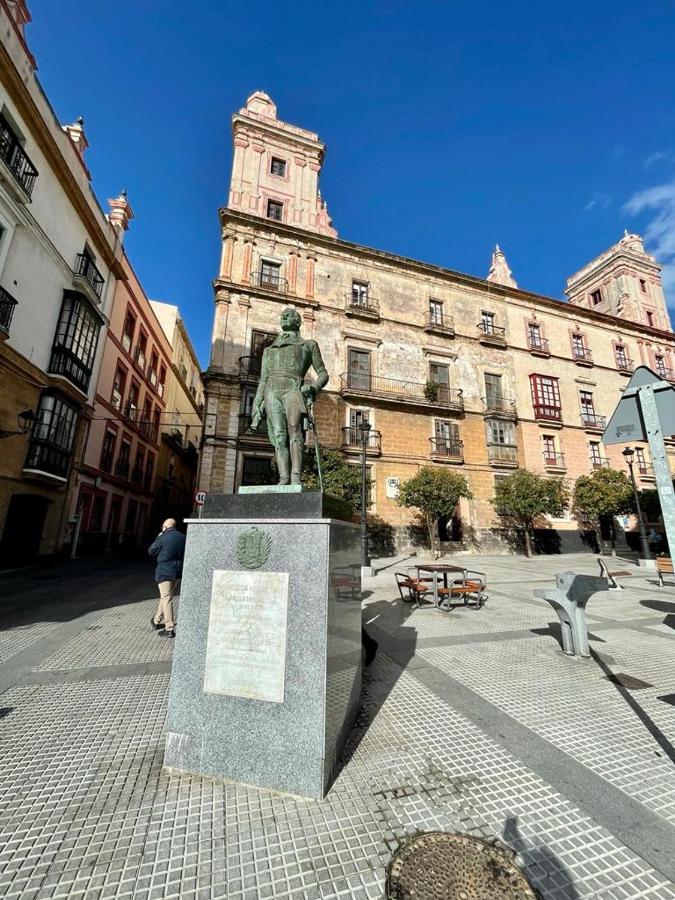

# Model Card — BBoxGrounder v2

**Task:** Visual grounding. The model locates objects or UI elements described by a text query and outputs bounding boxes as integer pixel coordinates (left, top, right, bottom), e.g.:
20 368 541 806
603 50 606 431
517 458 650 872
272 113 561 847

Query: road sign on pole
194 490 207 519
602 366 675 559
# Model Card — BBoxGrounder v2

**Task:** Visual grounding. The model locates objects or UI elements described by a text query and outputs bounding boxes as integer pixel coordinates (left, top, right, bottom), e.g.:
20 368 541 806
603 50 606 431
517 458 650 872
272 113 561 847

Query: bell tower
566 232 671 332
228 91 336 237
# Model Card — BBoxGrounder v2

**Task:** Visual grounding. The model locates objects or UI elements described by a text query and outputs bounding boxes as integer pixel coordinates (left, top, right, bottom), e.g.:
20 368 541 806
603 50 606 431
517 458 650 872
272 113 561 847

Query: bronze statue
250 307 328 485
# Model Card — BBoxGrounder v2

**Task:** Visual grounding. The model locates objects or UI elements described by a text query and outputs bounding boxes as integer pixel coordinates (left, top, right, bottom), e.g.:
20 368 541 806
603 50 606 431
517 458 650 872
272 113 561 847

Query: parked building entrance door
0 494 50 566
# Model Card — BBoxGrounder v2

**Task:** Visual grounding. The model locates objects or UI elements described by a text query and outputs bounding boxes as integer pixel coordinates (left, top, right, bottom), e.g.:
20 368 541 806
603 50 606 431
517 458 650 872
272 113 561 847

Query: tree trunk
426 513 437 559
523 528 532 558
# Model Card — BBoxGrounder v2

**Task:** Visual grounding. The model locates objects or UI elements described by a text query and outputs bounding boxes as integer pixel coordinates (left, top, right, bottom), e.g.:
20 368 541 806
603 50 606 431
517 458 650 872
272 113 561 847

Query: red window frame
530 374 562 421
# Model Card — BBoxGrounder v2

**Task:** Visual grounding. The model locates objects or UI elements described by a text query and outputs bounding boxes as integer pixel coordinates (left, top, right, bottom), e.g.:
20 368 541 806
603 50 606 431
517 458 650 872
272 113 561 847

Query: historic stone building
200 91 675 550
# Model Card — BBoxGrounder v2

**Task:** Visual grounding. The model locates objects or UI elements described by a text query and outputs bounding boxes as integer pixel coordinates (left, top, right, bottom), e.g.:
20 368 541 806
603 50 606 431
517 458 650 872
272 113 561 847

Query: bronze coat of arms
236 527 272 569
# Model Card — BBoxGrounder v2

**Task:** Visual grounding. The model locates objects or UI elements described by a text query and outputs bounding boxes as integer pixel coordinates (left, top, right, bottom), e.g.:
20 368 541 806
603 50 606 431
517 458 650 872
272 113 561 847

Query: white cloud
644 151 669 168
624 179 675 293
584 192 611 212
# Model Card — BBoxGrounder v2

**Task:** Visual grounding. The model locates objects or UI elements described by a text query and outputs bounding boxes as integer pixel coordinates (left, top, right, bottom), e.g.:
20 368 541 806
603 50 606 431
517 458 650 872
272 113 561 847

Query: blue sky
29 1 675 365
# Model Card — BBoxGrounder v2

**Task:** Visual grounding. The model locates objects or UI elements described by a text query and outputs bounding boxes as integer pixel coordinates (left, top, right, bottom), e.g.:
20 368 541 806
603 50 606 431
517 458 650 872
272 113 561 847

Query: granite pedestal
163 503 362 799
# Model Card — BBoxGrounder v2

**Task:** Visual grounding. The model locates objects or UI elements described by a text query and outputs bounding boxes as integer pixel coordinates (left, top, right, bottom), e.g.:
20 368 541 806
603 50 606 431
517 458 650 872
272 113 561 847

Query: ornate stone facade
200 93 675 551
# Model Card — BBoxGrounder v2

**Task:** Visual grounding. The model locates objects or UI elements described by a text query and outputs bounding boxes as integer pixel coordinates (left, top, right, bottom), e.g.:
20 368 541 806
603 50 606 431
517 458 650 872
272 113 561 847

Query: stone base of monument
163 493 362 800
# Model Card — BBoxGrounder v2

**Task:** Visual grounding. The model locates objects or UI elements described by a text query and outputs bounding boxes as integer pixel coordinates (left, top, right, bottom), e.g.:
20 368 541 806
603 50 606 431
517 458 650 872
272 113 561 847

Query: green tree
491 470 569 557
301 448 369 515
397 466 473 557
572 468 634 553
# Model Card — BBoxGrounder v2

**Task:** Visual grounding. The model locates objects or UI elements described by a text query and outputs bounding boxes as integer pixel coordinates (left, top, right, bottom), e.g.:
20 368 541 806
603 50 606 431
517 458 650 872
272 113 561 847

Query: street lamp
622 446 651 561
358 419 371 573
0 409 35 439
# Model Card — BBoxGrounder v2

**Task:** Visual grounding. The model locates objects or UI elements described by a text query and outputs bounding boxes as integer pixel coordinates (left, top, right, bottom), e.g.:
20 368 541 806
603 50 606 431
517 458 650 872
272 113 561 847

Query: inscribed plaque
203 570 289 703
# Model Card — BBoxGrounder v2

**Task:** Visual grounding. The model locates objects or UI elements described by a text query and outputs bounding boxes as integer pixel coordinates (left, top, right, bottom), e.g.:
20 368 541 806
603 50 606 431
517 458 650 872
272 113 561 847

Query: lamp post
358 419 371 574
622 446 651 561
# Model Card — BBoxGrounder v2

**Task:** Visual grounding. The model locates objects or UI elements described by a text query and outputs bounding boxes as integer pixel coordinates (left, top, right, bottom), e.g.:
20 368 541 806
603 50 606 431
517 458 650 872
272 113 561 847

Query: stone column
305 252 317 300
209 289 231 371
240 239 256 284
219 233 237 281
288 249 300 295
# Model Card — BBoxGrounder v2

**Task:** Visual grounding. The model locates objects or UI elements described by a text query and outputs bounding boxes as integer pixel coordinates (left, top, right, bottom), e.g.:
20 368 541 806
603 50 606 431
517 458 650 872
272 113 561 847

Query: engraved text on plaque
203 570 289 703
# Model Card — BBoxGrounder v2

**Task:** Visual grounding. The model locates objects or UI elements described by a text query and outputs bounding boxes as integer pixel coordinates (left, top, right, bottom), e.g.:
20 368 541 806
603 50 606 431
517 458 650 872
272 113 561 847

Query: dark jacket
148 527 186 582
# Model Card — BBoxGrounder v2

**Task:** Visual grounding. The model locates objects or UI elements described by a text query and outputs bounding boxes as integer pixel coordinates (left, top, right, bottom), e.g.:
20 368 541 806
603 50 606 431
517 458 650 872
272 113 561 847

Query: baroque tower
565 232 671 332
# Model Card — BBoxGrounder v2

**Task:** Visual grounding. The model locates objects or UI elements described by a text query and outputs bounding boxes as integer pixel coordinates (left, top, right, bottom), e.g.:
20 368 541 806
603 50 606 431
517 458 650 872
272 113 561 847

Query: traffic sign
602 366 675 445
194 490 207 507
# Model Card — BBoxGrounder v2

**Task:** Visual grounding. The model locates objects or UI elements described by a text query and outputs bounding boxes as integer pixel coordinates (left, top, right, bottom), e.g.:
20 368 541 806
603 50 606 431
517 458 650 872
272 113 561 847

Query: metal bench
437 572 488 610
395 571 434 608
656 556 674 587
597 557 632 591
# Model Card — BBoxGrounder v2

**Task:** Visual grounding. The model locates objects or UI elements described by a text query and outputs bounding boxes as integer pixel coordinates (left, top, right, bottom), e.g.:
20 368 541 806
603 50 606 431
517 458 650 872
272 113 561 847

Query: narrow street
1 554 675 899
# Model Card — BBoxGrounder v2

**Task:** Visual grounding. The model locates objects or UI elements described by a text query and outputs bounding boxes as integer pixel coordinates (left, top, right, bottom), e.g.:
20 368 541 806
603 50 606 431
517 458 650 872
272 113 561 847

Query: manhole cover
386 832 539 900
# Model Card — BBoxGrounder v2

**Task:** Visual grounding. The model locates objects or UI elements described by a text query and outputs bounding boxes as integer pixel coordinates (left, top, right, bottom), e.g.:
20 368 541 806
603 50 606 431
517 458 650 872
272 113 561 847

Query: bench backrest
656 557 674 573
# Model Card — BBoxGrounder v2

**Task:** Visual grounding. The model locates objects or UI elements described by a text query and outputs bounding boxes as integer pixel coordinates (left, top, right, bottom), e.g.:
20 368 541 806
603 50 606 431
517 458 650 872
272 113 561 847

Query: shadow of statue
503 816 580 899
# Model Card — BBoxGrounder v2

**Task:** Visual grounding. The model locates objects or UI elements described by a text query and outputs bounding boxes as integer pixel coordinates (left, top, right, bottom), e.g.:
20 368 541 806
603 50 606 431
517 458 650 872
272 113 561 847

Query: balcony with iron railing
114 457 130 479
656 367 675 382
424 313 455 337
238 355 263 381
0 285 18 338
238 412 269 440
533 404 562 423
591 457 610 470
580 412 606 432
133 344 147 371
527 335 550 357
483 395 517 419
487 443 518 466
345 293 380 320
637 463 656 480
615 356 634 375
543 451 566 470
477 322 506 347
0 114 38 198
339 372 464 411
341 426 382 455
249 270 288 293
138 418 158 442
430 438 464 462
74 253 104 299
571 344 593 366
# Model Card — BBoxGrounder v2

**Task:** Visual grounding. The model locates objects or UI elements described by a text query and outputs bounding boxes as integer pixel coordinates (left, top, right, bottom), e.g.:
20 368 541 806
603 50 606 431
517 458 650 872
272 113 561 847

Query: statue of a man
250 307 328 485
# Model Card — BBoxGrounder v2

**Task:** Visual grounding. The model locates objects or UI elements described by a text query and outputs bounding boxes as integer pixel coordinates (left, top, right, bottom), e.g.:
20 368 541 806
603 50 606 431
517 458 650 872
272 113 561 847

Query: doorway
0 493 51 566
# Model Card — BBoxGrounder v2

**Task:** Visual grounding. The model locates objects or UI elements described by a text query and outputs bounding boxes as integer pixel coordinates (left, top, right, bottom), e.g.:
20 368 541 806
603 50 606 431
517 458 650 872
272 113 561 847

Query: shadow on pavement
590 649 675 765
530 623 606 649
639 598 675 614
0 556 158 633
503 816 580 899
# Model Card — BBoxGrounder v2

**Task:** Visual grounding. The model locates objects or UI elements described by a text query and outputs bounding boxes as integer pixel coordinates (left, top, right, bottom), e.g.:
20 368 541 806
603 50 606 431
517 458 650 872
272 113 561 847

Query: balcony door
429 363 450 401
348 348 371 390
348 409 370 445
435 420 458 448
484 373 502 408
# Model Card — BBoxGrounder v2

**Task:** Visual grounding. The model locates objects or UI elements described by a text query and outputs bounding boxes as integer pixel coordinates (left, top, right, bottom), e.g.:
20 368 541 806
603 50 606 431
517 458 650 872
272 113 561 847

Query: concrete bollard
533 571 608 658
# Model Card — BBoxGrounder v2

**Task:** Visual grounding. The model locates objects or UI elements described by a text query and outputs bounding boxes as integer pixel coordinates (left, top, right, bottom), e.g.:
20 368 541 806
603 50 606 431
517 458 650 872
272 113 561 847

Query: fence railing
341 426 382 451
430 438 463 459
580 412 606 429
487 443 518 463
0 114 38 197
75 252 104 298
483 395 517 417
0 285 18 335
346 293 379 316
543 451 566 468
249 271 288 293
527 335 550 353
339 372 464 409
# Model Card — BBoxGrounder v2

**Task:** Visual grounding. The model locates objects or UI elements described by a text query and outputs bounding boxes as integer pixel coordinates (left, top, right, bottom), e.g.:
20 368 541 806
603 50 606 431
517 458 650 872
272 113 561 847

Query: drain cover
386 832 539 900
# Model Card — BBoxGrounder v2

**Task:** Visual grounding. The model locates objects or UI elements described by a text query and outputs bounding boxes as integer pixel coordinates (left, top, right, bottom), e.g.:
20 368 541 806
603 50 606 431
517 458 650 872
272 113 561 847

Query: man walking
148 518 185 638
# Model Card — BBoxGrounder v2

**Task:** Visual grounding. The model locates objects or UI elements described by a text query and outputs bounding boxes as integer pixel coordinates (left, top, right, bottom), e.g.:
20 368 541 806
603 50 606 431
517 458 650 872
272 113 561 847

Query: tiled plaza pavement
1 554 675 898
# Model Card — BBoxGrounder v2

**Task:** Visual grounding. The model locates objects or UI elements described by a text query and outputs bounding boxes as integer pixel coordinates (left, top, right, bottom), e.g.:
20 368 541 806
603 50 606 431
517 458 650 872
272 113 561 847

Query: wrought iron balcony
249 270 288 293
616 356 634 375
543 451 566 469
75 253 104 299
0 285 18 337
533 404 562 423
591 457 610 470
48 345 92 393
638 463 656 479
430 438 464 461
527 335 550 356
0 113 38 197
345 294 380 319
341 426 381 454
424 313 455 337
581 412 606 431
477 322 506 346
339 372 464 411
238 355 263 380
483 395 517 418
115 458 130 479
138 418 158 442
237 412 268 439
487 443 518 465
656 367 675 382
572 345 593 366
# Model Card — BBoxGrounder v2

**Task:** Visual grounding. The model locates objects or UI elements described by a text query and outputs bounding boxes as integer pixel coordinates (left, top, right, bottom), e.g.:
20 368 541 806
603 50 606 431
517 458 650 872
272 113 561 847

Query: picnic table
416 563 487 611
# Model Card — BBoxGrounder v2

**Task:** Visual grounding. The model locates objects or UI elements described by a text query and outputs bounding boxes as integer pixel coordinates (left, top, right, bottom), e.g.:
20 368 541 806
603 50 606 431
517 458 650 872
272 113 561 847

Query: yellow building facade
199 92 675 551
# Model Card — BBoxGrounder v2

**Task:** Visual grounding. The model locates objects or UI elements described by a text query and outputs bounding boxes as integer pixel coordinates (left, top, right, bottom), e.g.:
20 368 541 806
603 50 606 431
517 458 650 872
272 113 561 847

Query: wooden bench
656 556 674 587
437 573 488 610
395 571 434 608
597 558 632 591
